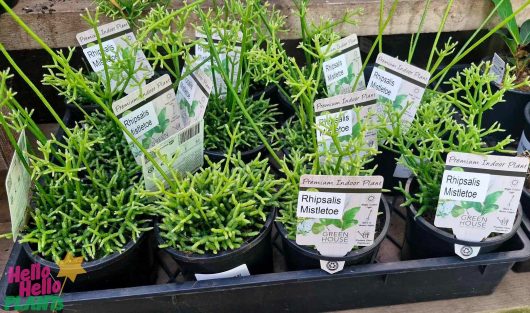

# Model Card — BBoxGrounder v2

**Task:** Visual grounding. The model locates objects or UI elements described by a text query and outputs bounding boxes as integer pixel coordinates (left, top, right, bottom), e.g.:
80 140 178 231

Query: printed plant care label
367 53 430 127
175 68 213 127
112 74 182 163
142 121 204 191
195 30 242 96
314 89 378 162
296 175 383 274
491 53 506 85
322 34 365 96
434 152 529 259
517 131 530 154
5 131 31 241
76 19 154 94
194 264 250 281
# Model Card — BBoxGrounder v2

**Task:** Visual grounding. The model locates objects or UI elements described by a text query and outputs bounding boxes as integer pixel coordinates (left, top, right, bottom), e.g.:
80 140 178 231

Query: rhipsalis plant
381 62 529 217
195 0 282 152
277 109 379 239
146 125 284 254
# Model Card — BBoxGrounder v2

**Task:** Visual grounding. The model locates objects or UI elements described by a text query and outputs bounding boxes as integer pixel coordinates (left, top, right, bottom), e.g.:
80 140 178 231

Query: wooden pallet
1 0 530 50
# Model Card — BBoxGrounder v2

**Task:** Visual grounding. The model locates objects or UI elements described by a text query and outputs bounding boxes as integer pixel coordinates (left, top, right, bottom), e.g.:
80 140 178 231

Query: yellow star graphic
56 252 86 283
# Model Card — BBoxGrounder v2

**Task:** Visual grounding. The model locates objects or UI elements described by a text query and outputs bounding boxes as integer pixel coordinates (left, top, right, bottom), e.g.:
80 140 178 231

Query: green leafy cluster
445 191 503 218
21 112 152 262
492 0 530 81
142 108 169 147
309 207 360 234
93 0 169 28
381 62 521 216
204 96 279 151
145 126 285 254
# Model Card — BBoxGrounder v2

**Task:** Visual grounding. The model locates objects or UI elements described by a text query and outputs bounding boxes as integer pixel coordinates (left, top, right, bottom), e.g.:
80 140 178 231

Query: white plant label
314 89 379 162
5 131 31 241
77 19 154 94
194 264 250 281
113 75 182 163
368 53 430 128
434 152 529 259
491 53 506 85
296 175 383 274
175 68 213 127
195 30 242 96
296 191 346 219
517 131 530 154
142 120 204 191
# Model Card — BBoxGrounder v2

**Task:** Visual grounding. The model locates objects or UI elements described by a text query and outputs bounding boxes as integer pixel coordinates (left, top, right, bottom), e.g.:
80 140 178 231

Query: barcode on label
179 123 201 143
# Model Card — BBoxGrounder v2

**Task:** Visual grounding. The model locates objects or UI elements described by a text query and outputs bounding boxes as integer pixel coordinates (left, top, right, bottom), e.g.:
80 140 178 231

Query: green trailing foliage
20 112 153 262
380 62 530 216
145 125 284 254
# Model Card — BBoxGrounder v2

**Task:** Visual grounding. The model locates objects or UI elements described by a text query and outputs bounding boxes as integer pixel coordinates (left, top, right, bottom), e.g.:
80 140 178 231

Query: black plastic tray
1 196 530 313
512 215 530 272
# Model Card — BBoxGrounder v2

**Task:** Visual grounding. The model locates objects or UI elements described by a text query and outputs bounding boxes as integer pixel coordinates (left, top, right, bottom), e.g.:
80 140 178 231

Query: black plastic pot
0 0 17 13
155 208 276 280
519 101 530 153
403 178 523 260
21 231 156 292
373 149 405 195
276 197 391 270
513 215 530 272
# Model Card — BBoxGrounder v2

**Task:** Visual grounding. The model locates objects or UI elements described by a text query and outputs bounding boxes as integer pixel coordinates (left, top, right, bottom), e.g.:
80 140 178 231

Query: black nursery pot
482 83 530 142
22 231 156 292
276 197 391 271
156 208 276 280
373 149 406 195
0 0 17 12
519 101 530 153
402 178 523 260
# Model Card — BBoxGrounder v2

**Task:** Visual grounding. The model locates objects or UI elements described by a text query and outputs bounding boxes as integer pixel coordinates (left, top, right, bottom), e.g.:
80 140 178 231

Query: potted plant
146 124 283 279
381 62 528 259
0 71 156 291
485 0 530 141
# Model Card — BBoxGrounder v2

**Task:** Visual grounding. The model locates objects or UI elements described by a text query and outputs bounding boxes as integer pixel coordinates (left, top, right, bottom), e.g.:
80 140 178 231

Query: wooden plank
1 0 529 51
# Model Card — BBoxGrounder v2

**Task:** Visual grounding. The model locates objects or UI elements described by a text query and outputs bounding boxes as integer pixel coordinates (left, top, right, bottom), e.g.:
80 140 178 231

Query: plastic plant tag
175 68 213 127
296 174 383 274
194 264 250 281
5 131 31 241
314 89 378 162
112 74 183 164
517 131 530 154
76 19 154 94
434 152 529 259
322 34 365 96
195 30 242 96
491 53 506 85
142 120 204 191
367 53 430 128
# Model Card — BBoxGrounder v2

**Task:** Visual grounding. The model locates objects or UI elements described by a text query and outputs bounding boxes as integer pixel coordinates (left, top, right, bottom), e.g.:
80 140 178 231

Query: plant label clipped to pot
434 152 529 259
367 53 430 178
314 89 378 161
491 53 506 86
295 174 383 274
321 34 365 96
195 30 242 96
141 120 204 191
113 74 184 163
76 19 154 94
175 67 214 126
5 131 30 241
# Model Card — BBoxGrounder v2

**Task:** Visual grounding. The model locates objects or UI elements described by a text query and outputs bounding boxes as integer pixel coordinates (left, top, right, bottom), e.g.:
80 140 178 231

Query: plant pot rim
155 208 276 263
22 231 147 272
276 196 391 262
405 177 523 247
